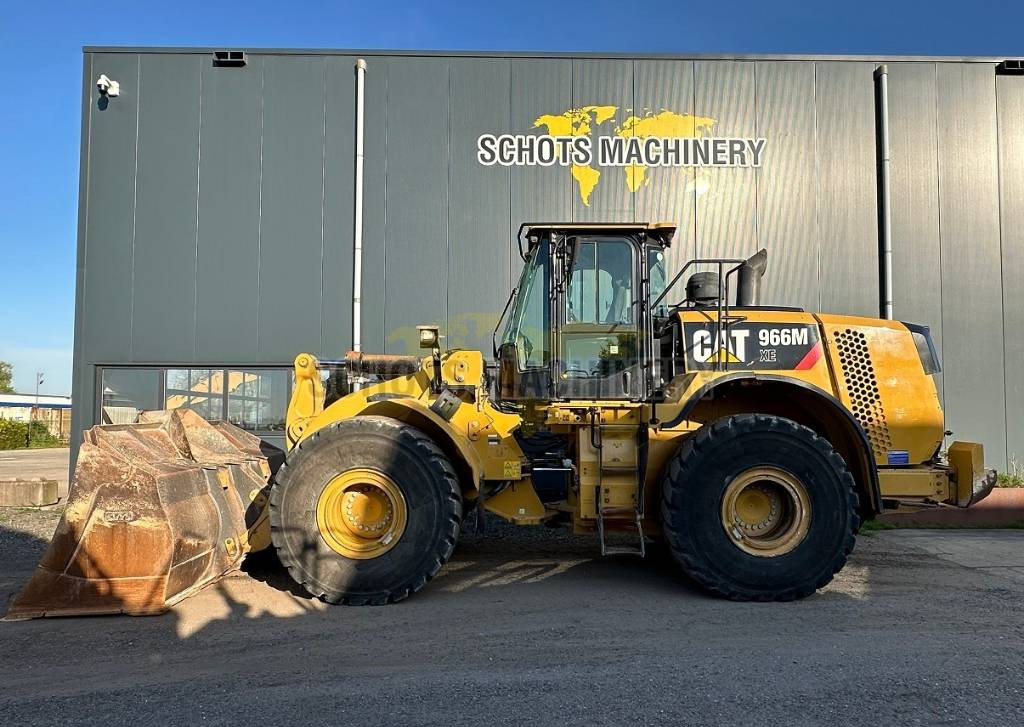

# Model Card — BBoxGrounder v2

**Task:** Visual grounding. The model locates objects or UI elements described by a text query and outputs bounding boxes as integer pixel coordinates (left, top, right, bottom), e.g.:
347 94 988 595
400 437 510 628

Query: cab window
566 238 634 325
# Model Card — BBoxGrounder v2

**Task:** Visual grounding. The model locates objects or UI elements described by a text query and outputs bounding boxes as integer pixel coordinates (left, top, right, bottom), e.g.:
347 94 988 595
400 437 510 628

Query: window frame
94 364 294 436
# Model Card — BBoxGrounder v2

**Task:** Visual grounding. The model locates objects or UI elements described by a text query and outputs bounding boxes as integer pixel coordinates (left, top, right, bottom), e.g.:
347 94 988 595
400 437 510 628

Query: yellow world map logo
532 107 716 206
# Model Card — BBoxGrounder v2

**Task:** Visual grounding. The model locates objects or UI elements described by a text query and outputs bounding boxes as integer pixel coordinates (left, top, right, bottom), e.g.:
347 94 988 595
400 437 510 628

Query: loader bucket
5 409 278 620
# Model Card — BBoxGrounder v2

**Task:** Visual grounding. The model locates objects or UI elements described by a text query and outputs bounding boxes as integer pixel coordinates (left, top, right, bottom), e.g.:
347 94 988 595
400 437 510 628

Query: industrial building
72 47 1023 464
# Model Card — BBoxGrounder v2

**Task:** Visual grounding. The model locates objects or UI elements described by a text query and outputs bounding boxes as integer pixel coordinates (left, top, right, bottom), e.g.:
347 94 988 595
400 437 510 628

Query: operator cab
495 223 674 402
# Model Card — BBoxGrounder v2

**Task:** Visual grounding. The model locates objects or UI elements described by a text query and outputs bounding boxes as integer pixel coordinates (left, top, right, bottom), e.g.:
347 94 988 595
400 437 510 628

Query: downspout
352 58 367 351
874 64 893 320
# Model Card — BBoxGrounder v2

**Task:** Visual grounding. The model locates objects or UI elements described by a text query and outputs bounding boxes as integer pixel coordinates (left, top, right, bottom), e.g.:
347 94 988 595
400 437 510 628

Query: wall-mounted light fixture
96 74 120 97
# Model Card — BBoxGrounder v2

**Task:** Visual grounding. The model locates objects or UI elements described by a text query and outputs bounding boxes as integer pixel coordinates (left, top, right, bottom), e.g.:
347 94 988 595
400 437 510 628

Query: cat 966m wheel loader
8 222 996 617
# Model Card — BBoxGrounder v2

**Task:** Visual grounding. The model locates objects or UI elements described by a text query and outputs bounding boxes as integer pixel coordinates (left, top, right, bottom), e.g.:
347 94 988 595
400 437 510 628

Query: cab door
555 236 642 400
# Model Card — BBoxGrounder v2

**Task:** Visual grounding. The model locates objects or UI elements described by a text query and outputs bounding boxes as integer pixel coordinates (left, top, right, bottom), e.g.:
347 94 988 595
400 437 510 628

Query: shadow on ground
2 512 1024 726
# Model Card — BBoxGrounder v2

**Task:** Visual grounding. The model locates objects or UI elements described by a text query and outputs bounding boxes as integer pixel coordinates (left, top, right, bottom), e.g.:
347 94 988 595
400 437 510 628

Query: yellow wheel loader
7 222 996 617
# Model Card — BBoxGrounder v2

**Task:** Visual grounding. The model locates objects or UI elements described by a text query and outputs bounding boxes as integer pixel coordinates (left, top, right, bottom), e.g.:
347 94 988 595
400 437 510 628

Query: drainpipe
352 58 367 351
874 64 893 320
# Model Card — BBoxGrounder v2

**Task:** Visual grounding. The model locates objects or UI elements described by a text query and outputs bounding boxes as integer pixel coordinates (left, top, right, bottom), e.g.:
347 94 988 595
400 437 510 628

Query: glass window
648 247 667 315
320 365 349 408
566 238 634 325
502 241 550 370
227 369 289 432
100 369 161 424
165 368 224 420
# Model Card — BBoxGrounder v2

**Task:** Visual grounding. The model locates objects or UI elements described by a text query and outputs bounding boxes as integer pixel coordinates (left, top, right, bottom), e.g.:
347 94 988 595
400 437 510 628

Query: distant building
0 393 73 442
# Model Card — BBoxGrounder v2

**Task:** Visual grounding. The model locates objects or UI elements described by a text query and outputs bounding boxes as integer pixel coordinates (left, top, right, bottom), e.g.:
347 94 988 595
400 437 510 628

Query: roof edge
80 46 1013 64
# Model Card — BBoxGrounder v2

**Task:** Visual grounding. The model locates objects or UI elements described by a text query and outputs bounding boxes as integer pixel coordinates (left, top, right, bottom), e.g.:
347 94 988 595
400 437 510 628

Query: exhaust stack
736 249 768 306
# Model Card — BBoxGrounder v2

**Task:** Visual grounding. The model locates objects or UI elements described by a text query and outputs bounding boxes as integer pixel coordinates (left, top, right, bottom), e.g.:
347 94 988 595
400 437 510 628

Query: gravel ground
2 508 1023 726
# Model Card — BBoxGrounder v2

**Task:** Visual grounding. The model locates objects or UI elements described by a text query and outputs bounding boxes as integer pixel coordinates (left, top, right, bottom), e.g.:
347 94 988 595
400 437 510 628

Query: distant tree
0 361 13 393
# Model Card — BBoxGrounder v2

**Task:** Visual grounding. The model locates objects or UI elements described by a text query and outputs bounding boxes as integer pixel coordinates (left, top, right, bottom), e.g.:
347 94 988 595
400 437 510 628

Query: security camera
96 74 120 97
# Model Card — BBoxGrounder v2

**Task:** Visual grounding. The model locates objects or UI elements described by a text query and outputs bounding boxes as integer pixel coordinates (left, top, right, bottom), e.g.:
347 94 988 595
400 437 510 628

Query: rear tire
660 414 859 601
270 416 462 605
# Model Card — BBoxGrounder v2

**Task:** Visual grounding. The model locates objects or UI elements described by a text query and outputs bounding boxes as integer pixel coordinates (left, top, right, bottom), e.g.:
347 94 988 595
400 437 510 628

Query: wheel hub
721 467 811 557
316 469 408 559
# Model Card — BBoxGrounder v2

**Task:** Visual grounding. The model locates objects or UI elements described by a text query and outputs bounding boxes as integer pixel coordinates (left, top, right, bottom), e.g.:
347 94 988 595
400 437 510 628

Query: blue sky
0 0 1020 395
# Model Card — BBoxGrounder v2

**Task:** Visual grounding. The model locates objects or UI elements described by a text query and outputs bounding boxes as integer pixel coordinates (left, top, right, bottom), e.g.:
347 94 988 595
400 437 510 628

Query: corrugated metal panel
257 57 326 361
509 59 572 276
695 61 758 262
936 63 1006 467
384 58 450 354
72 50 1019 467
633 61 696 271
359 58 388 353
887 62 944 401
814 62 879 317
195 57 264 363
997 75 1024 465
80 53 139 365
321 57 357 358
447 58 511 353
130 54 203 363
571 60 633 222
753 62 819 311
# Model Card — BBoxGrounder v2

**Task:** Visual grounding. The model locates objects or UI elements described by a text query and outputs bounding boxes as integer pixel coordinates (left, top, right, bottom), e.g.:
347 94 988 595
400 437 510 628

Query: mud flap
4 410 279 620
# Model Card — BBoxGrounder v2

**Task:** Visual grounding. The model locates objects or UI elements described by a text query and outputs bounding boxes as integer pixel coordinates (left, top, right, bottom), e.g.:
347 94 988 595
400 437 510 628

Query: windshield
501 241 550 369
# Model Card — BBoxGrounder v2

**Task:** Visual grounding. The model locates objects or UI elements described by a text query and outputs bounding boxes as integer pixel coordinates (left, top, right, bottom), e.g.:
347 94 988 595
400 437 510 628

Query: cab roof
519 222 676 246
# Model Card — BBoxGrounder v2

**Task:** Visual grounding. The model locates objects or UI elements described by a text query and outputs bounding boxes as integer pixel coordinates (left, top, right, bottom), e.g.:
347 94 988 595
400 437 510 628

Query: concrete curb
0 478 60 507
880 488 1024 527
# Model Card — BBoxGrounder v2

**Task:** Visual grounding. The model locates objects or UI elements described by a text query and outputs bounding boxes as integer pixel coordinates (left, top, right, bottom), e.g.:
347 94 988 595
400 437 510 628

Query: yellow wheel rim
316 468 408 559
720 466 811 557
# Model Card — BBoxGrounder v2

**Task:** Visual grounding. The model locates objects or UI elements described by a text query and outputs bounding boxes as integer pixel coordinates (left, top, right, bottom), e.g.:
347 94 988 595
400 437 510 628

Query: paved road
1 514 1022 726
0 448 70 498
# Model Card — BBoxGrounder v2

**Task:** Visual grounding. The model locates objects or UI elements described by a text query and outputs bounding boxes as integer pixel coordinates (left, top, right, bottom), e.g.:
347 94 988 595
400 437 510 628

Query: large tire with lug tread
270 415 462 605
660 413 859 601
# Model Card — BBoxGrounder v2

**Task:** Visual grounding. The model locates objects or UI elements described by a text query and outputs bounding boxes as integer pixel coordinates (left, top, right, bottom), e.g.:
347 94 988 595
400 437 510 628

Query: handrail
650 256 748 373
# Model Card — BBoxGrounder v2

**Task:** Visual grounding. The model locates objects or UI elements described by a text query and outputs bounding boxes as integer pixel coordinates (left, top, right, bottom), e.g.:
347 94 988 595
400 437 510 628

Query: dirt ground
2 501 1023 726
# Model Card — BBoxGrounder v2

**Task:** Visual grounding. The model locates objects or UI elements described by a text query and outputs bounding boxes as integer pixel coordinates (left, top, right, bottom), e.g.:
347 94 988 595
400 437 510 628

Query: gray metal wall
73 49 1024 468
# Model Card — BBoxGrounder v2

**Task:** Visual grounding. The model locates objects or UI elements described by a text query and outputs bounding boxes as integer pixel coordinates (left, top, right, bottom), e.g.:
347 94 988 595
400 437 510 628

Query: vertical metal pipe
352 59 367 352
874 64 893 319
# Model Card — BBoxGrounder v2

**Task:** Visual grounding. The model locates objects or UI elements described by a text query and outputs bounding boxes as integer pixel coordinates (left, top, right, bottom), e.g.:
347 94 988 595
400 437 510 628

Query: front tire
270 416 462 605
660 414 859 601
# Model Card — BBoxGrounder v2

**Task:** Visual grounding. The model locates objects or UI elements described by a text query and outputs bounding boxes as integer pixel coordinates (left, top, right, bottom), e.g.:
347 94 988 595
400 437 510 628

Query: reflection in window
100 369 161 424
165 368 224 420
566 238 634 325
648 247 667 315
502 241 550 370
227 369 288 431
98 366 292 434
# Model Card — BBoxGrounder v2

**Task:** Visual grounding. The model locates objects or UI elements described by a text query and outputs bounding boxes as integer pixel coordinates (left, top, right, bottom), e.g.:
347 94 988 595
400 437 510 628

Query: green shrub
0 419 27 449
27 421 60 448
0 419 61 450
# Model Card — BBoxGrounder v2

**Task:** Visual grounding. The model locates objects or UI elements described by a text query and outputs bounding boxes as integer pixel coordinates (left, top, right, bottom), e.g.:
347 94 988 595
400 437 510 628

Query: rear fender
663 373 882 517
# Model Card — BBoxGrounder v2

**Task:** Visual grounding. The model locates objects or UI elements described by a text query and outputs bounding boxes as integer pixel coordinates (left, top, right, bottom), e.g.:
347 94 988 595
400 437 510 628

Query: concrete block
0 478 60 507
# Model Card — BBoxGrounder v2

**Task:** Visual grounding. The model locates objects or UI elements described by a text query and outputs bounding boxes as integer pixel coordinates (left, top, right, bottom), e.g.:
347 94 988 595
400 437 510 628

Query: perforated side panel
834 329 891 457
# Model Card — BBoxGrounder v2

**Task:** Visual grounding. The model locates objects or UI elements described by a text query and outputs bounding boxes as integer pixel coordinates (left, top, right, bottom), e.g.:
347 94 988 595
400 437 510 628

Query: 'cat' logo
692 329 750 363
